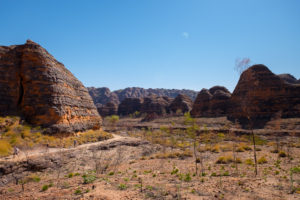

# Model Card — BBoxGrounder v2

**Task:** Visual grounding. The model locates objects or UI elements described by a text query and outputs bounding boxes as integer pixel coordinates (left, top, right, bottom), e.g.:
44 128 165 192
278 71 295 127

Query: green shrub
42 185 49 192
74 188 82 195
118 184 127 190
245 158 254 165
171 167 179 175
29 175 41 182
223 171 230 176
82 173 97 184
258 156 267 164
211 172 217 177
184 173 191 182
108 172 114 176
291 166 300 174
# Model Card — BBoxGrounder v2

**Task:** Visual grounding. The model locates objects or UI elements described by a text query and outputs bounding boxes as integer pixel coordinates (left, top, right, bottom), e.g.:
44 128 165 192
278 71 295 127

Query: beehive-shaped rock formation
228 64 300 128
0 40 101 133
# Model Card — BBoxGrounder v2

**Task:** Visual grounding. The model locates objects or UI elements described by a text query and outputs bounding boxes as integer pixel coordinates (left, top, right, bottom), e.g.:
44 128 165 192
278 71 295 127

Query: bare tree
234 57 251 75
92 150 104 174
235 58 258 176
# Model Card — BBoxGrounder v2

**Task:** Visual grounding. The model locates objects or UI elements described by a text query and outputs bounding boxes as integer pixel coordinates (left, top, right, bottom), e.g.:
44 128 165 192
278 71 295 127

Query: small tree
186 116 203 176
235 57 258 176
234 57 251 75
110 115 119 125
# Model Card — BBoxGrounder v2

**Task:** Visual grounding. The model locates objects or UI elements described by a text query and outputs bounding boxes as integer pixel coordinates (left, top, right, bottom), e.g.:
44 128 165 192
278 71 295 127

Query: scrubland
0 115 299 199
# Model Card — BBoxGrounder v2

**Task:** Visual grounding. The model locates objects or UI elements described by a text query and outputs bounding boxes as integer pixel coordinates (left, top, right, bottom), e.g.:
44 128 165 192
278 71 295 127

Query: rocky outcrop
278 74 300 85
118 95 174 117
88 87 198 105
88 87 120 106
97 102 118 117
141 95 173 115
118 98 143 116
0 40 101 133
191 86 231 117
115 87 198 102
169 94 193 114
228 64 300 128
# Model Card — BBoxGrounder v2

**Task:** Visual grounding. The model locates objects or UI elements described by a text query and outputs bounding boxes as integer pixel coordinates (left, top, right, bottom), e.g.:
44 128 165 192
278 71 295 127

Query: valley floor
0 116 300 200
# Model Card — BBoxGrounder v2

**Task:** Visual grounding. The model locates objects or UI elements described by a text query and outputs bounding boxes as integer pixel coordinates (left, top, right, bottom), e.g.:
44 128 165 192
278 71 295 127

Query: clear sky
1 0 300 92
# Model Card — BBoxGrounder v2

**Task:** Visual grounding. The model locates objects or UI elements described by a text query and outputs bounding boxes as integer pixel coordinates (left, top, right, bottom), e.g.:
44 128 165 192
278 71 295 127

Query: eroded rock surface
0 40 101 133
141 95 173 116
169 94 193 114
278 73 300 85
118 98 143 116
228 64 300 128
191 86 231 117
97 102 118 117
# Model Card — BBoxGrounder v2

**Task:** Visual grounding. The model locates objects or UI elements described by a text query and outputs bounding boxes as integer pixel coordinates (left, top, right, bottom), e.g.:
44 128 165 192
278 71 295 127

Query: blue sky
1 0 300 92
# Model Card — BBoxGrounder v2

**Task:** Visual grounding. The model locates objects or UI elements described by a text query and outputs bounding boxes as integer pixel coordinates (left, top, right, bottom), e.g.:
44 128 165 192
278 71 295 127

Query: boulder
228 64 300 128
169 94 193 114
0 40 101 133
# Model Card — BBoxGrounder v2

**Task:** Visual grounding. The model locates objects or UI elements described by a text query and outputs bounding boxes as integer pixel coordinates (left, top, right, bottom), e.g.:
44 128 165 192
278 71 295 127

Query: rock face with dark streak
141 95 173 115
118 98 143 116
228 64 300 128
191 86 231 117
169 94 193 114
0 40 101 133
97 102 118 117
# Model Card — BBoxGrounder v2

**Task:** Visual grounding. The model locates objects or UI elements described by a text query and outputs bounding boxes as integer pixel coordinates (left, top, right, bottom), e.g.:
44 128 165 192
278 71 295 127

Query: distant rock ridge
88 87 197 106
0 40 101 133
88 87 198 117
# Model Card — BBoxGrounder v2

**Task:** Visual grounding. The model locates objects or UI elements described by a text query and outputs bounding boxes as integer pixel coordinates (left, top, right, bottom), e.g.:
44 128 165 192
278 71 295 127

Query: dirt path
0 134 124 163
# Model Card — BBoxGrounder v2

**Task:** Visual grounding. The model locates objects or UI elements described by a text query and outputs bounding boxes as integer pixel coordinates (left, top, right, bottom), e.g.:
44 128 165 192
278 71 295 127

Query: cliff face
0 40 101 133
228 64 300 128
190 86 231 117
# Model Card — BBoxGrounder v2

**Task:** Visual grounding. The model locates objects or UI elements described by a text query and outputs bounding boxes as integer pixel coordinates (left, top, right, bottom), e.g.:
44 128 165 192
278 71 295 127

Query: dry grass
0 116 112 157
